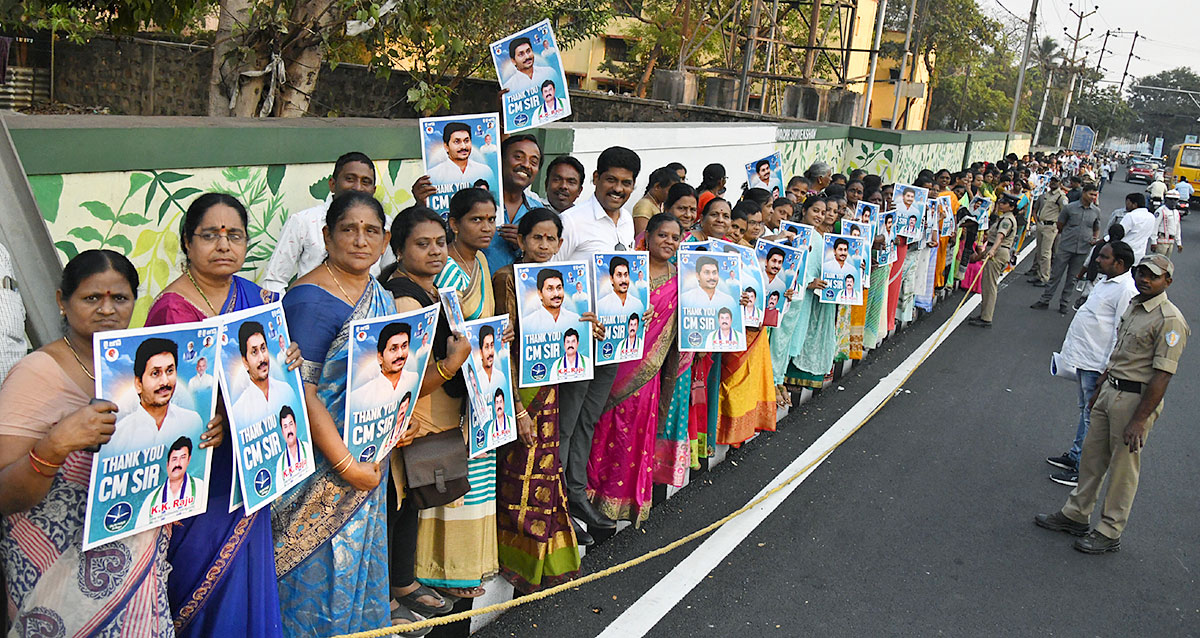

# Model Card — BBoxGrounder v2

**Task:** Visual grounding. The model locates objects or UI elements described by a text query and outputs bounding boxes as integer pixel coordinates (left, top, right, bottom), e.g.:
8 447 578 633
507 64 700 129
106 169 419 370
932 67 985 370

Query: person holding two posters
0 250 200 635
491 20 573 131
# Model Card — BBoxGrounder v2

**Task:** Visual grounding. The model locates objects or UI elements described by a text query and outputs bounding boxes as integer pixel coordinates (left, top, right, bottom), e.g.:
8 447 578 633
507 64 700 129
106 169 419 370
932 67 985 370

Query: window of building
603 37 629 63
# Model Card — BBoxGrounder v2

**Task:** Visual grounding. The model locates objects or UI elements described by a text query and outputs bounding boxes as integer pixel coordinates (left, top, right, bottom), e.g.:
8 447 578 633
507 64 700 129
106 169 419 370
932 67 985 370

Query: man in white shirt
596 256 645 330
188 356 215 395
1145 175 1168 203
617 313 643 356
230 321 295 431
537 80 566 121
748 158 779 193
262 152 381 293
1152 191 1184 257
275 405 312 481
427 122 494 186
1113 192 1156 264
136 436 206 526
109 338 204 456
555 146 641 533
1045 241 1138 486
502 37 558 96
549 328 590 382
522 268 581 335
703 307 744 350
680 255 736 310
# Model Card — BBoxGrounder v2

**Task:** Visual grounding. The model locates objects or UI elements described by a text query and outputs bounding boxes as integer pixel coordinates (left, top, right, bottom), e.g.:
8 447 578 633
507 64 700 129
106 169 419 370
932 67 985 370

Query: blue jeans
1069 369 1102 464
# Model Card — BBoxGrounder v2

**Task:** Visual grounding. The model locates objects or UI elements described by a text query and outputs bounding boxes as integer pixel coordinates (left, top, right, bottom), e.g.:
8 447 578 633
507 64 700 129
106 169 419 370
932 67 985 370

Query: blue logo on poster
253 469 272 497
359 445 376 462
474 423 486 447
602 342 614 358
514 113 530 127
688 331 702 347
104 502 132 532
531 362 547 381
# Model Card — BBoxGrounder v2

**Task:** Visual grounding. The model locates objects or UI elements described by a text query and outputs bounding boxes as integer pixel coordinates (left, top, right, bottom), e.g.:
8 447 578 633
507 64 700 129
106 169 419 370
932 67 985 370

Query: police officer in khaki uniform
968 192 1018 327
1035 254 1188 553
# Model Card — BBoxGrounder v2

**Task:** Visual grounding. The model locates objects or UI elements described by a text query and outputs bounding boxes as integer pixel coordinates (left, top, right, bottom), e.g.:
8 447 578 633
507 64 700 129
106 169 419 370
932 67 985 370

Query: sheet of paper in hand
591 251 651 366
461 314 517 457
677 249 746 353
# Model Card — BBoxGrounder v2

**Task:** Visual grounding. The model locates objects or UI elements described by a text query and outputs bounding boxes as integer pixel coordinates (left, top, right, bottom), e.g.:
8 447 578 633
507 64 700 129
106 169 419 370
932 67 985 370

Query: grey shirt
1057 200 1101 254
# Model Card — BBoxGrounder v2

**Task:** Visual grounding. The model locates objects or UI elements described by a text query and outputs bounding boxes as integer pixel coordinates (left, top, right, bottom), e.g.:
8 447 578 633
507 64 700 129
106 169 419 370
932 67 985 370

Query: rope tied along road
326 253 1000 638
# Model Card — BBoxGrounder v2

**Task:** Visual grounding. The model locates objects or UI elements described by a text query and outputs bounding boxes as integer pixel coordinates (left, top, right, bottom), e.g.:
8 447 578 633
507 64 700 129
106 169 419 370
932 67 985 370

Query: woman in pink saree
587 214 683 525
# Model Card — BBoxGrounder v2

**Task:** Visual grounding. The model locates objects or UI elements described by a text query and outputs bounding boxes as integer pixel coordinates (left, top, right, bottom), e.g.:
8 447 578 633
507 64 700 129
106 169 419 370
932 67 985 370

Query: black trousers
387 479 418 588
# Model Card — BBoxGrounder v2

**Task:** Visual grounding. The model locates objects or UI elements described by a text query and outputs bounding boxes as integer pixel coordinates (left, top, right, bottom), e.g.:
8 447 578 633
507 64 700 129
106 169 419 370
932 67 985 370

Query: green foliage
1125 68 1200 148
4 0 210 42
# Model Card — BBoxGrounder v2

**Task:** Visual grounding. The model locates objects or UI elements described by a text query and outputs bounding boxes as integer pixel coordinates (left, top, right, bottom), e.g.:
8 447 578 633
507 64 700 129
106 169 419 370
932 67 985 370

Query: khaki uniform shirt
1039 190 1068 223
1106 292 1189 383
988 212 1017 250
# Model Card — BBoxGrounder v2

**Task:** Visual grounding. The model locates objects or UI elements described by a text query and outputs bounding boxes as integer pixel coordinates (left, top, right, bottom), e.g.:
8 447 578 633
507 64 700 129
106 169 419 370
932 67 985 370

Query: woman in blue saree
145 193 288 638
273 191 395 636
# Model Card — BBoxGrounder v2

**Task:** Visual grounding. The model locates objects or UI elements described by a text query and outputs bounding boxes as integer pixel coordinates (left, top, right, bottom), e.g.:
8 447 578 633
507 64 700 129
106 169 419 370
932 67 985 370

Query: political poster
969 196 992 231
85 321 219 550
419 112 503 218
755 238 805 327
461 314 516 457
713 239 765 328
819 233 867 306
439 287 467 336
893 183 929 240
840 220 872 277
217 302 313 516
490 19 572 133
780 221 814 251
513 261 594 388
744 152 784 198
345 305 439 465
876 210 897 267
677 249 745 353
923 198 940 245
591 251 650 366
939 195 956 237
853 201 879 231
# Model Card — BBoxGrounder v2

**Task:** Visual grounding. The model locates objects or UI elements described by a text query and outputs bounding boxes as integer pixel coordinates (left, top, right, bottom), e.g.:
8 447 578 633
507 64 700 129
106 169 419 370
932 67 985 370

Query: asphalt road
476 171 1200 638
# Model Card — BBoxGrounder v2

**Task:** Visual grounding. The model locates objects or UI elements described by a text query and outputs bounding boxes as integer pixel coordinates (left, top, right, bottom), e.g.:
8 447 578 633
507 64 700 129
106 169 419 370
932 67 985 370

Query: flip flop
434 585 486 599
389 602 431 637
394 584 455 617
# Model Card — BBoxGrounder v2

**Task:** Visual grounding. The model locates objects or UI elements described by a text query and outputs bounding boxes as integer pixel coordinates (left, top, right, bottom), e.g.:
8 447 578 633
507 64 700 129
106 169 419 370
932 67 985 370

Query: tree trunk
273 0 341 117
635 43 662 98
208 0 255 116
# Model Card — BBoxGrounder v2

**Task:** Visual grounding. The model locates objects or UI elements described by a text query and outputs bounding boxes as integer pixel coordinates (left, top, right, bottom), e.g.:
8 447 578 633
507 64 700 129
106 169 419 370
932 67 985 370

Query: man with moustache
231 322 294 430
522 269 582 335
680 255 736 310
109 338 203 455
703 307 743 349
483 134 545 271
554 146 642 532
549 329 590 382
502 36 557 95
427 122 492 186
543 155 585 214
474 325 503 400
596 256 645 329
137 436 205 526
351 322 417 410
274 405 311 479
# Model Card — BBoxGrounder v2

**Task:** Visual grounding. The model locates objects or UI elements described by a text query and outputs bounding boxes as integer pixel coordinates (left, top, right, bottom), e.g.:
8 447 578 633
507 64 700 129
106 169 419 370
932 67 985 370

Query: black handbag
401 428 470 509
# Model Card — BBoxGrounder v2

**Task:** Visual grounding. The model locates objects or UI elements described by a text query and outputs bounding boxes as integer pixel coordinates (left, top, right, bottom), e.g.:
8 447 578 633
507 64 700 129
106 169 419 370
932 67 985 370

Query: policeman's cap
1137 254 1174 277
998 193 1020 207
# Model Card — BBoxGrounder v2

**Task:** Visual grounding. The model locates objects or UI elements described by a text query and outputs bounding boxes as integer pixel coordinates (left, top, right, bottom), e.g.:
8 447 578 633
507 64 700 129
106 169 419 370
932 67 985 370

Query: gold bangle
29 447 63 469
332 452 353 473
29 454 53 477
436 360 454 381
516 410 529 419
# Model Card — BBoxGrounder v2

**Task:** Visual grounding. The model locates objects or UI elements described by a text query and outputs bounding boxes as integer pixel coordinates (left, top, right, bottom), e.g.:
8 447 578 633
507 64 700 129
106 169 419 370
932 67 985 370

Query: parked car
1126 162 1155 184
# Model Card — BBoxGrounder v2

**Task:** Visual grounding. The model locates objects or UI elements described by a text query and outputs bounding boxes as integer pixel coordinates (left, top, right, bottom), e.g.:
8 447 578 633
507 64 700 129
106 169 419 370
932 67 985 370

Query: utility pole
1032 67 1054 146
759 0 781 114
861 0 888 126
737 0 763 111
890 0 918 130
1094 29 1110 74
1005 0 1040 154
1113 29 1139 110
1053 3 1098 148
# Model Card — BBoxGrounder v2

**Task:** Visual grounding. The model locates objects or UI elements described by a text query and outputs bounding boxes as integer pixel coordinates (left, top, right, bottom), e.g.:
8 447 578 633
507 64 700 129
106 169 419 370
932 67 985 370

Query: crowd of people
0 141 1188 637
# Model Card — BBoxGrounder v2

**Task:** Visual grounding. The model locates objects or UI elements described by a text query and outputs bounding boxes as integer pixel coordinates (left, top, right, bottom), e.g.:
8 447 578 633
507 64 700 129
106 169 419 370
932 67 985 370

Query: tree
1125 67 1200 149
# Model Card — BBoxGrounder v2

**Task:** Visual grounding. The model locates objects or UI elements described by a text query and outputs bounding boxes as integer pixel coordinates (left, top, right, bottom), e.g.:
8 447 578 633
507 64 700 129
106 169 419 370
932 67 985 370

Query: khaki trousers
1035 223 1057 281
1062 383 1161 538
978 248 1008 322
1153 243 1175 258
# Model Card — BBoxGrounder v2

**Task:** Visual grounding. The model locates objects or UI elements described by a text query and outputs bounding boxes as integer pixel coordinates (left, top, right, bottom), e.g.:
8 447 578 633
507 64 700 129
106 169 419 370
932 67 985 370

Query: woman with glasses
145 193 290 637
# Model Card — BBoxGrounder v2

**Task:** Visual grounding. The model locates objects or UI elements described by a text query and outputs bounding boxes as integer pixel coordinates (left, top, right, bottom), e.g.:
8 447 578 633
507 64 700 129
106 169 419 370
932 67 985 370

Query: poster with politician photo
677 249 745 353
969 195 992 231
345 305 439 464
755 238 804 327
744 152 784 198
819 233 867 306
938 195 956 237
840 220 872 277
419 113 503 218
591 251 650 366
893 183 929 240
876 210 898 267
779 221 814 252
491 19 572 133
461 315 516 457
514 261 594 388
217 302 313 515
854 201 880 232
84 321 220 550
713 239 765 328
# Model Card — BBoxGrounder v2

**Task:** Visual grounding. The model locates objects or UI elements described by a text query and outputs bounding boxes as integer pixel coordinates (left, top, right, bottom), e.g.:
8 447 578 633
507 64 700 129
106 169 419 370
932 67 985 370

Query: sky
979 0 1200 86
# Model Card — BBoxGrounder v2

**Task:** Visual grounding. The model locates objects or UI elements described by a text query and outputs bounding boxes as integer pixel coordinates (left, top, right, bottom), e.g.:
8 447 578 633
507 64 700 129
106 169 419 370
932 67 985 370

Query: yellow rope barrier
327 257 994 638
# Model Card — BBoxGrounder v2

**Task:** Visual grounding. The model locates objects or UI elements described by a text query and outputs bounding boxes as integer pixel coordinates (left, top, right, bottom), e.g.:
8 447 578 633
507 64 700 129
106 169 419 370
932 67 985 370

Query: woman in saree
274 191 394 636
683 197 730 463
0 250 219 635
770 196 828 392
587 213 682 524
718 247 777 445
645 216 694 484
782 197 840 389
862 188 890 352
145 193 292 638
492 207 581 592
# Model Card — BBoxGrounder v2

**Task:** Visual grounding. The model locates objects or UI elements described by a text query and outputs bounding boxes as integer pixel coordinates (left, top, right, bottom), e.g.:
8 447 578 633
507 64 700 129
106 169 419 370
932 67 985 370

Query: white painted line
595 243 1033 638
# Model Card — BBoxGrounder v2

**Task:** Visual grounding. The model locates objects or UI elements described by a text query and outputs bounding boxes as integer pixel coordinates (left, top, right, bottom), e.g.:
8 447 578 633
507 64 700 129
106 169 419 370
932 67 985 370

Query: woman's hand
517 410 536 446
341 460 382 491
445 333 472 371
199 413 224 449
784 288 795 300
642 303 655 326
285 341 302 371
46 400 118 460
807 278 828 291
581 312 606 340
392 424 418 449
500 322 516 345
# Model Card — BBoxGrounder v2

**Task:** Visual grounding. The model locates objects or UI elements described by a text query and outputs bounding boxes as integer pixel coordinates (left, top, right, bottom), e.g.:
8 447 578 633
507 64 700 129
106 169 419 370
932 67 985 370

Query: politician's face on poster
490 19 572 132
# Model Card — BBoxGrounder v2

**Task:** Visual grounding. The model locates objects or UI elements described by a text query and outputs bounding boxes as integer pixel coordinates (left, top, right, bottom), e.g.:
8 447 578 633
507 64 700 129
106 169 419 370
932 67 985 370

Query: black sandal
394 584 455 617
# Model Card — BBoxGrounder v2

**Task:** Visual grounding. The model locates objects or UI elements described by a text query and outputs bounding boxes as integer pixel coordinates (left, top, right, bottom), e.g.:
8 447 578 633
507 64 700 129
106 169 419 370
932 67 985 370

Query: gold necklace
63 335 95 381
185 267 218 316
450 244 479 281
324 261 357 305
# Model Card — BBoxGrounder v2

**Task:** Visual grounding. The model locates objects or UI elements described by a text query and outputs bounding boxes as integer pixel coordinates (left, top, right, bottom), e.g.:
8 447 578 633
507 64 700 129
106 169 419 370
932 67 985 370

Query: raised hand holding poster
490 19 573 132
744 152 784 198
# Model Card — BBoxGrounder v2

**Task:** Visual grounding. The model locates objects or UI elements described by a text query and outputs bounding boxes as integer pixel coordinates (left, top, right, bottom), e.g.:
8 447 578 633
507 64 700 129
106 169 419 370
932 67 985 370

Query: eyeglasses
192 231 248 245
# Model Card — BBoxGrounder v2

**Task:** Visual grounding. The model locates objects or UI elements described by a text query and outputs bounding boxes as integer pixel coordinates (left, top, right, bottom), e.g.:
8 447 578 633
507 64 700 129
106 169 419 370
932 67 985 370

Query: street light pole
1006 0 1040 155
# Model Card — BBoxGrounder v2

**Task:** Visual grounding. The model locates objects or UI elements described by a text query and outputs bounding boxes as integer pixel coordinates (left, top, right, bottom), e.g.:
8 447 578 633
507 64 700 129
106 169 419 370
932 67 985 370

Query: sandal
434 585 486 599
389 602 431 637
393 584 455 617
